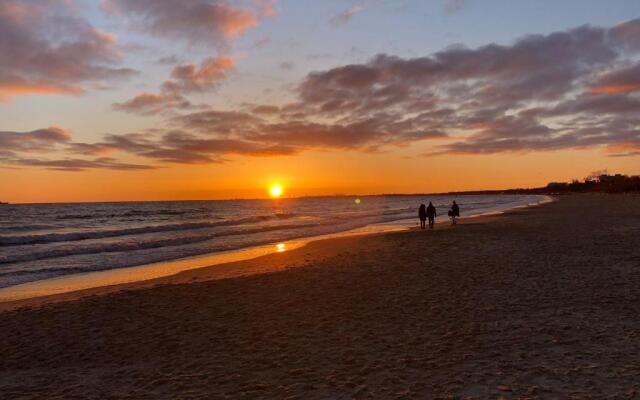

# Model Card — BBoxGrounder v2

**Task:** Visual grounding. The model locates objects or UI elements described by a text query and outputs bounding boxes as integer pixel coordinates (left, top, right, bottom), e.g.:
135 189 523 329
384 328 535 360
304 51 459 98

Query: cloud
7 18 640 173
0 127 154 171
252 105 280 114
283 19 640 156
297 21 628 114
588 62 640 94
0 127 71 152
54 103 448 167
0 0 136 101
444 0 468 15
156 55 180 65
330 5 364 27
162 57 234 93
103 0 273 49
605 142 640 157
143 131 298 163
111 17 640 162
610 18 640 51
70 133 161 156
112 92 195 115
154 107 447 162
69 128 299 165
255 0 277 17
113 57 233 115
171 110 261 134
5 157 154 172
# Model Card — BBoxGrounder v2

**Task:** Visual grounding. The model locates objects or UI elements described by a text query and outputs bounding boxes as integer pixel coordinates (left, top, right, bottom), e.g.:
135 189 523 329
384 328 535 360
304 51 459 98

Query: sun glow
269 184 283 198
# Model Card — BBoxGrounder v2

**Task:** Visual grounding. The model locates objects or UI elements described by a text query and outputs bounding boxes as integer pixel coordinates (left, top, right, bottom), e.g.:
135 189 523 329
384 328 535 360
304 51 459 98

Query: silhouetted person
448 200 460 225
418 203 427 229
426 201 436 229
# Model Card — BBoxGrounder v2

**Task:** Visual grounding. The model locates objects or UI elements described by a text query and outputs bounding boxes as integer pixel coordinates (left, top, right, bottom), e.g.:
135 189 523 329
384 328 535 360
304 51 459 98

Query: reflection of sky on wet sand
0 240 304 302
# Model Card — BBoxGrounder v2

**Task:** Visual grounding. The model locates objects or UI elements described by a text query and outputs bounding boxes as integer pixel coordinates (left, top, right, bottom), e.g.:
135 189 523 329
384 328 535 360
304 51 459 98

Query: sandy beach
1 194 639 399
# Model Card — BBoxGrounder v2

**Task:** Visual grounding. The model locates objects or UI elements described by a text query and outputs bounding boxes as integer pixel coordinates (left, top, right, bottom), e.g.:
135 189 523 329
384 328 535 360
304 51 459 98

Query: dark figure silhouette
448 201 460 225
418 203 427 229
426 201 437 229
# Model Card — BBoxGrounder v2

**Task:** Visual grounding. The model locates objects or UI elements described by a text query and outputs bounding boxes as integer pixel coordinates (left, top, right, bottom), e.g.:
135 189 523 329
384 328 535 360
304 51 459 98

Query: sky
1 0 640 203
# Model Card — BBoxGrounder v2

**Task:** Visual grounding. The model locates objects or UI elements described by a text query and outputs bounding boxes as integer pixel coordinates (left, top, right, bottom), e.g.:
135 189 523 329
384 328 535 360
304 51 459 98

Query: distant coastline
433 173 640 196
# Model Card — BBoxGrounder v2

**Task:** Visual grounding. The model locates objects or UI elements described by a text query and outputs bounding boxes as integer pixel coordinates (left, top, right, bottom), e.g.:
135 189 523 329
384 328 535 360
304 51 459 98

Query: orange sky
3 148 638 203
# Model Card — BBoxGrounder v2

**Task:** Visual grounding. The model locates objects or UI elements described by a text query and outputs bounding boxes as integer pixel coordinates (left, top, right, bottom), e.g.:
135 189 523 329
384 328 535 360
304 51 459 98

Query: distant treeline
441 174 640 196
543 174 640 194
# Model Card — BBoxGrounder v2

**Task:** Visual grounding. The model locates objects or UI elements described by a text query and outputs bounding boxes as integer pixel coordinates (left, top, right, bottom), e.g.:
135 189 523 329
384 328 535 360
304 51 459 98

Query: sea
0 194 547 289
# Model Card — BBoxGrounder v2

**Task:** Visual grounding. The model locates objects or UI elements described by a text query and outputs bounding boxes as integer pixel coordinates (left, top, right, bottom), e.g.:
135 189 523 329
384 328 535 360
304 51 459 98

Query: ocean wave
0 222 312 264
0 224 57 232
0 208 417 264
329 207 412 220
55 209 194 220
0 213 298 246
0 266 88 278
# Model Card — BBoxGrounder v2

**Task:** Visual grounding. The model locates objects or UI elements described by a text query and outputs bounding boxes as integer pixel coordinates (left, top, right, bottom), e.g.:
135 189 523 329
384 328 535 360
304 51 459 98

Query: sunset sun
269 184 283 198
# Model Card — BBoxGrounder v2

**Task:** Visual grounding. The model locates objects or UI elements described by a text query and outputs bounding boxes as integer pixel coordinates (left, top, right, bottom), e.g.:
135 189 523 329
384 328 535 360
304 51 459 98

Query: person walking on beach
426 201 437 229
418 203 427 229
448 201 460 225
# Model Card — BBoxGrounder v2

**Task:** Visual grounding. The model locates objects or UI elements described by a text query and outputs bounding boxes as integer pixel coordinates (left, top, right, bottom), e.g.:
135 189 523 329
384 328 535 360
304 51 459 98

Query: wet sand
1 194 639 399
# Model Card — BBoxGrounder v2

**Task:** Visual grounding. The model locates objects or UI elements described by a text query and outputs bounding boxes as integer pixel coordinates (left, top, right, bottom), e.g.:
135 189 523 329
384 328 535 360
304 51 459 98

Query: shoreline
2 194 639 398
0 197 552 311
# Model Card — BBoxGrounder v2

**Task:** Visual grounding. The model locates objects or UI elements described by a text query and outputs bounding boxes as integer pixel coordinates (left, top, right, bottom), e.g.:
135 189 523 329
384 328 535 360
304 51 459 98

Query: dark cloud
144 131 298 163
610 18 640 51
51 104 448 166
298 21 629 116
0 127 155 171
103 0 273 49
0 0 136 100
68 133 160 156
286 19 640 156
547 93 640 117
588 62 640 94
74 130 299 164
252 105 281 114
433 114 640 155
171 110 261 134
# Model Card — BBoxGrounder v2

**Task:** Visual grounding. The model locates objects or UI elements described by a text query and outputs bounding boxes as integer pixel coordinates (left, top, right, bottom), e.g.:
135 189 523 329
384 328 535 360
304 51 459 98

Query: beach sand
1 194 639 399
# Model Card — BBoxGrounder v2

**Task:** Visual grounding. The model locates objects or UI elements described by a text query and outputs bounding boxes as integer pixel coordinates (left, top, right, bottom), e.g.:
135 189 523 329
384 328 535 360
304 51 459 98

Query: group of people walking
418 201 459 229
